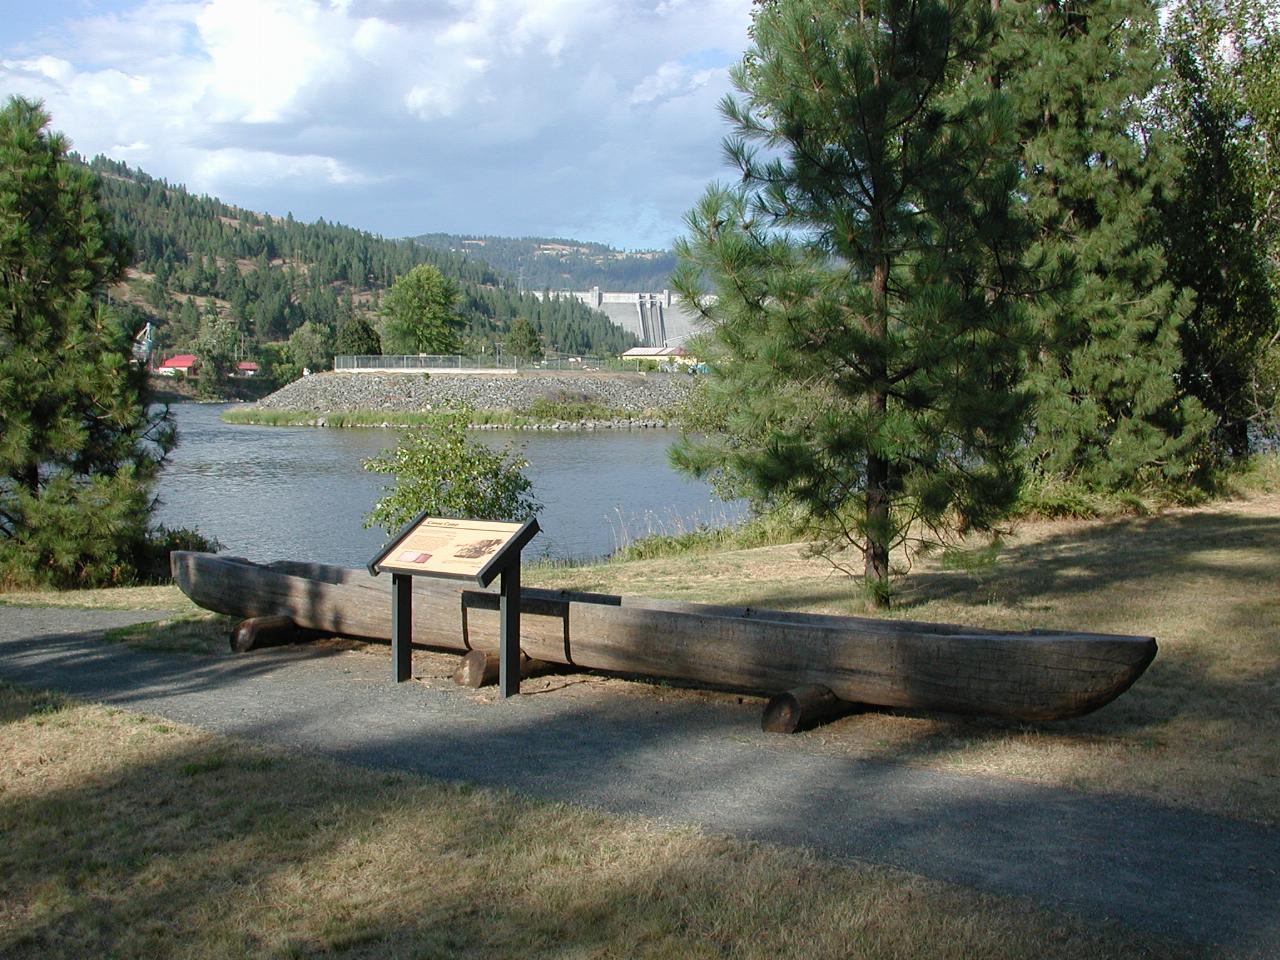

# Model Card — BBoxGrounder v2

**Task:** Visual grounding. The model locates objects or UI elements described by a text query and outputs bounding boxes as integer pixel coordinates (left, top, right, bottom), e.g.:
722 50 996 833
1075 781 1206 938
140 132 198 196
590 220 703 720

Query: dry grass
0 584 193 612
532 492 1280 824
0 683 1203 960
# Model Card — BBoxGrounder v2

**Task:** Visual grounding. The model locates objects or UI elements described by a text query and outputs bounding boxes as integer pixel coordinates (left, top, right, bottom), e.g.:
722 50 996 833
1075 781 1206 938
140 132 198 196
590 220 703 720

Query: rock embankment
249 371 695 428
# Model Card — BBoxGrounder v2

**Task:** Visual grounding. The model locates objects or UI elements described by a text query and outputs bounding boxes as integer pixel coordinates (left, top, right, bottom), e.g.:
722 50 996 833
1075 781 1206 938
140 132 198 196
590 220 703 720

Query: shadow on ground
1 677 1268 959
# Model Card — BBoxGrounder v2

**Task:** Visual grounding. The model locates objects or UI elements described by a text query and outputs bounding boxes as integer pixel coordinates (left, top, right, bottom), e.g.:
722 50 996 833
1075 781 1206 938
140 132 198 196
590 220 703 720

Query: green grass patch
1225 451 1280 495
103 612 235 654
609 509 807 562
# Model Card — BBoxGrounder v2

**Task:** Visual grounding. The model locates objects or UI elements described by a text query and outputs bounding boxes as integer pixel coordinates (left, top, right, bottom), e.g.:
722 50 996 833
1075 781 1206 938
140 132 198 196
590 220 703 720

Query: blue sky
0 0 753 250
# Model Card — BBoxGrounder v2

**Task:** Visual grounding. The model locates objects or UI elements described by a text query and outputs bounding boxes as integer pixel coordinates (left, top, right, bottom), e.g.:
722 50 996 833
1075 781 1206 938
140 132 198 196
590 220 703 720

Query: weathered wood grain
172 551 1157 721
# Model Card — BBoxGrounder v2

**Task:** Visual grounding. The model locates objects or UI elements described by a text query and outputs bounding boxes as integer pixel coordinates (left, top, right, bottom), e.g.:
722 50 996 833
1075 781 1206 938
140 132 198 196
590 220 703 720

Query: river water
153 404 743 567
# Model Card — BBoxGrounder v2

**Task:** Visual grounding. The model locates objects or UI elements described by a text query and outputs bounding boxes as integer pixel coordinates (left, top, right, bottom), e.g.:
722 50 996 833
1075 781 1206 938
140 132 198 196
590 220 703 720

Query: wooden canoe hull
171 551 1156 721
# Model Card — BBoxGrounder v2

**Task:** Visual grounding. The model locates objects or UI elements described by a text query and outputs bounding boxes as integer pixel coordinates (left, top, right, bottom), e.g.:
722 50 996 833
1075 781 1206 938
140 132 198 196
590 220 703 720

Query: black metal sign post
498 561 520 698
392 572 413 683
369 514 540 697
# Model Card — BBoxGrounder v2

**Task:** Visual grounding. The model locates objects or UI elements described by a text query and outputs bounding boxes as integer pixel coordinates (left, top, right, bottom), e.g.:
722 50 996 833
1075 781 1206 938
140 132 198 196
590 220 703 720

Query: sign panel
372 517 530 581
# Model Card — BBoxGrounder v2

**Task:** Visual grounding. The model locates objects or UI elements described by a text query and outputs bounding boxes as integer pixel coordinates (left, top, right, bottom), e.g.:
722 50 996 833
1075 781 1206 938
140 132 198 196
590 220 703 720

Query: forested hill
84 156 638 369
412 233 677 292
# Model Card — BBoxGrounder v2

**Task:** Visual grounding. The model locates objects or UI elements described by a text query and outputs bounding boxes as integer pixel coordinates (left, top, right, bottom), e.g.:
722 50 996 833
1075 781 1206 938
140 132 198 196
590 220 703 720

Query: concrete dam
535 287 702 347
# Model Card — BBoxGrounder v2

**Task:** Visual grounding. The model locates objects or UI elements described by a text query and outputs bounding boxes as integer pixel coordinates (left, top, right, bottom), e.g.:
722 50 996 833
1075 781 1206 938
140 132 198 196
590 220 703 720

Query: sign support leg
499 561 521 698
392 573 412 682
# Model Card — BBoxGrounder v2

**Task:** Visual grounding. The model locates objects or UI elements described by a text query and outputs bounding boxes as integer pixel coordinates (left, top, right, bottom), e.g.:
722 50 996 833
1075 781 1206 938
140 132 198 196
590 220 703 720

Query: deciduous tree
1158 0 1279 457
364 408 540 533
381 264 463 354
286 320 334 373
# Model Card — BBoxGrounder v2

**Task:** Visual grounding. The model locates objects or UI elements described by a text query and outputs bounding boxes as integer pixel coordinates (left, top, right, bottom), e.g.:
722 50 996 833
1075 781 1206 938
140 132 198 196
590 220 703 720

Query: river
153 404 743 567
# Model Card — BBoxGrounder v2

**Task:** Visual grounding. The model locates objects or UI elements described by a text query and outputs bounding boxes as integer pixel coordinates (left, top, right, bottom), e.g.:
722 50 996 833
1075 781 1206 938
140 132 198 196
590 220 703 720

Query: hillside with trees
411 233 677 292
86 158 637 388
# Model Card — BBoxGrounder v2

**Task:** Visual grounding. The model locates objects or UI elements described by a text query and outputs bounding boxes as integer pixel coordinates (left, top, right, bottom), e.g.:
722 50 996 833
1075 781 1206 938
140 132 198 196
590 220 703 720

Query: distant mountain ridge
80 157 639 366
412 233 677 293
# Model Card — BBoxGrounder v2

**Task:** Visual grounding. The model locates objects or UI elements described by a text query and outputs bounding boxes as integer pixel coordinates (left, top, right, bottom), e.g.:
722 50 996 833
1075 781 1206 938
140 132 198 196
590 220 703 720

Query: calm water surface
154 403 742 566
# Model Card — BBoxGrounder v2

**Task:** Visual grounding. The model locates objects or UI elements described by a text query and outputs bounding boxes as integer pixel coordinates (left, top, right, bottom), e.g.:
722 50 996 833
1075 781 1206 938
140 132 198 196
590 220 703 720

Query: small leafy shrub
134 525 223 582
528 390 612 422
364 406 541 533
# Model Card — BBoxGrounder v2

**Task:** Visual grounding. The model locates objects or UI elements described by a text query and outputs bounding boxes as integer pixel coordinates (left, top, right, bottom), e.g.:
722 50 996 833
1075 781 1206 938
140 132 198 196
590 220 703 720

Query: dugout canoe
171 551 1156 721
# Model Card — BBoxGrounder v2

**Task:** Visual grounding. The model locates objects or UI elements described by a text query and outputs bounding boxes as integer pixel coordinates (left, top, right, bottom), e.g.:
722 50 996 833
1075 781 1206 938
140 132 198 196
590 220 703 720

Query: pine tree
998 0 1211 491
673 0 1033 606
506 316 544 361
0 97 175 586
1158 0 1278 458
335 312 382 356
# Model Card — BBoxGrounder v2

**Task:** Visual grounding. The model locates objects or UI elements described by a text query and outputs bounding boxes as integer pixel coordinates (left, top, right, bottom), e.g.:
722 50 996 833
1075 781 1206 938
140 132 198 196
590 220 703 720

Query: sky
0 0 755 250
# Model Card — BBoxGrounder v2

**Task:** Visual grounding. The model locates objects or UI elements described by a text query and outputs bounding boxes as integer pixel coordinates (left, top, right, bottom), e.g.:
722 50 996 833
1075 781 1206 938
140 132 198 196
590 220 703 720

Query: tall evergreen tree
674 0 1034 606
506 316 544 361
998 0 1211 490
1158 0 1278 458
334 312 382 356
0 97 174 586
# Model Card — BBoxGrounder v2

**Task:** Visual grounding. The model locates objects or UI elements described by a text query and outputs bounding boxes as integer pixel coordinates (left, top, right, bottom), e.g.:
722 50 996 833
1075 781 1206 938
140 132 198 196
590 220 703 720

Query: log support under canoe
452 650 558 689
762 685 862 734
229 615 307 653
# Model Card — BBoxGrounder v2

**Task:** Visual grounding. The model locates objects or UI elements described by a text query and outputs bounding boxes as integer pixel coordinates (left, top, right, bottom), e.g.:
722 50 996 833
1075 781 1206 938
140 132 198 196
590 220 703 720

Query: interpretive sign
369 513 540 696
369 517 534 584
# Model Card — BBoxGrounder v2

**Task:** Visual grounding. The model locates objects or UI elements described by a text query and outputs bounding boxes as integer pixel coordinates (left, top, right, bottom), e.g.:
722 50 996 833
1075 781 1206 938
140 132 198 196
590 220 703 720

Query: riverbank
148 374 276 405
225 370 695 428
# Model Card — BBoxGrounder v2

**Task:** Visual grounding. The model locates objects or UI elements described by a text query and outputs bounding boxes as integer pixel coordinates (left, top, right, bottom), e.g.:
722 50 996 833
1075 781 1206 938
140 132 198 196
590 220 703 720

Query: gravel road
1 605 1277 957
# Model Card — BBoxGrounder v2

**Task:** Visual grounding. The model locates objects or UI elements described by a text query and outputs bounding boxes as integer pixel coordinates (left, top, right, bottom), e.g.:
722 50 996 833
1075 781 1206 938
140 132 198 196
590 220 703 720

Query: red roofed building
235 360 260 377
157 354 198 376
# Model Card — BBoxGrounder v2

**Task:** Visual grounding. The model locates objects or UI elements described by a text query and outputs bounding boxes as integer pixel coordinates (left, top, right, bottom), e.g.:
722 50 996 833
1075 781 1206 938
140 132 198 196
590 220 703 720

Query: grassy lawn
0 584 193 612
531 491 1280 824
0 683 1204 959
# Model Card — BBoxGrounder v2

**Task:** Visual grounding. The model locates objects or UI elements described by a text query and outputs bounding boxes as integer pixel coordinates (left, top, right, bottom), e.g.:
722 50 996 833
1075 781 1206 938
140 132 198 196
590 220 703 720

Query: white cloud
194 146 371 187
630 61 716 105
0 0 755 249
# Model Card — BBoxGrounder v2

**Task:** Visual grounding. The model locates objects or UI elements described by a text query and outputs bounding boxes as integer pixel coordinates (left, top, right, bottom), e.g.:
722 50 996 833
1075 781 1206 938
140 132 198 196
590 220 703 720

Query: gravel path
2 606 1277 957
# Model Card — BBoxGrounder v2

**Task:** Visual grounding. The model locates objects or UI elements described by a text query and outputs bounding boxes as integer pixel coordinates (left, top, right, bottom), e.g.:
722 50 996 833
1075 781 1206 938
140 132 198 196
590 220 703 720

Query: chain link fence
333 355 607 372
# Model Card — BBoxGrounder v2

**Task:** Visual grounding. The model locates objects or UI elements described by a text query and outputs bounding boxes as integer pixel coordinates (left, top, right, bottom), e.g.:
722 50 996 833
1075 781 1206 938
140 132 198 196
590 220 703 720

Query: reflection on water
153 403 744 566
